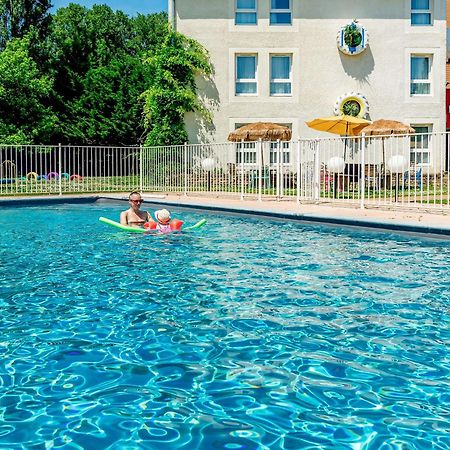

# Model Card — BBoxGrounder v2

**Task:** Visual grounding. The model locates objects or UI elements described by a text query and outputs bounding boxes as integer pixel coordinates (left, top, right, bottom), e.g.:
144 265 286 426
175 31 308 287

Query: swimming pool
0 201 449 449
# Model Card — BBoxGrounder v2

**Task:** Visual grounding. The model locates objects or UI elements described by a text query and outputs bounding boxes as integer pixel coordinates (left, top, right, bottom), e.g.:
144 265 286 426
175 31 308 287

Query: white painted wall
174 0 447 148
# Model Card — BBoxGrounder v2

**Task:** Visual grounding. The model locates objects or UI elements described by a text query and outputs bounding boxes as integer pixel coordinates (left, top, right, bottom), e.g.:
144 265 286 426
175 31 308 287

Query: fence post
240 139 244 200
360 133 366 209
314 140 320 202
296 138 300 204
258 138 262 201
276 139 281 200
139 144 143 194
58 143 62 196
183 142 188 196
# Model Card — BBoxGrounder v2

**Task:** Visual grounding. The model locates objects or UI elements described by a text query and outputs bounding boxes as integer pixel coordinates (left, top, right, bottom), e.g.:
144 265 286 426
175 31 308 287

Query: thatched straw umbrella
359 119 415 168
359 119 415 137
227 123 291 190
227 122 292 142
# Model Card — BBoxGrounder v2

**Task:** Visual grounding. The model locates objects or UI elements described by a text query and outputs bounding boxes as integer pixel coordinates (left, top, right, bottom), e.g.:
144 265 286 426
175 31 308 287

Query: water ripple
0 204 449 448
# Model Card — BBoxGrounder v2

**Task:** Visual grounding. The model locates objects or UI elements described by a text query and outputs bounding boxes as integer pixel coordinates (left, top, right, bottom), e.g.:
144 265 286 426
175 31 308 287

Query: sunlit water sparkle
0 202 449 449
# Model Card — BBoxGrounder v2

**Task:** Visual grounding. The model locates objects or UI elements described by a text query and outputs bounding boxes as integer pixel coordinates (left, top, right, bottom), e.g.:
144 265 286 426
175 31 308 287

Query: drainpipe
168 0 177 30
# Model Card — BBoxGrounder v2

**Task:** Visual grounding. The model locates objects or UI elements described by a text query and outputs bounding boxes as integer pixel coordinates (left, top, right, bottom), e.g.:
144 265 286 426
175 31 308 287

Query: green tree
45 5 168 145
142 27 212 146
66 56 149 145
0 3 208 146
0 36 56 144
46 4 126 110
0 0 52 49
129 12 168 55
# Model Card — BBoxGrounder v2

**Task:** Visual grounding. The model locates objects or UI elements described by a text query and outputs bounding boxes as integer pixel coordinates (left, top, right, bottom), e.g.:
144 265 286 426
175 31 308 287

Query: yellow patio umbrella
306 115 371 136
306 115 372 198
307 114 372 160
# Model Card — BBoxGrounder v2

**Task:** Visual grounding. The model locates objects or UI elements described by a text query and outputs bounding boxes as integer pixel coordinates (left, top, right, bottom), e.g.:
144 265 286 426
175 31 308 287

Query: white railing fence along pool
0 132 449 211
0 145 141 196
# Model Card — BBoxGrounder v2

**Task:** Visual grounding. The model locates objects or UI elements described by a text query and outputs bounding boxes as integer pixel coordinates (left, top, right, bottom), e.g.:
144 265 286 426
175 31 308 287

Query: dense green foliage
0 0 52 49
0 3 211 145
142 28 212 146
45 4 154 145
0 36 56 144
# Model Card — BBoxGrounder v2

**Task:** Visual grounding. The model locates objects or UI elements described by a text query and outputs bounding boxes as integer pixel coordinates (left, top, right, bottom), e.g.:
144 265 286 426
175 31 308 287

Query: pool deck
1 193 449 237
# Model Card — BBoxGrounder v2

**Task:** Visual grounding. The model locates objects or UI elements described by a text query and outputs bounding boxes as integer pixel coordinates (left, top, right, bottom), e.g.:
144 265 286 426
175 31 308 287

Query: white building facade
169 0 446 152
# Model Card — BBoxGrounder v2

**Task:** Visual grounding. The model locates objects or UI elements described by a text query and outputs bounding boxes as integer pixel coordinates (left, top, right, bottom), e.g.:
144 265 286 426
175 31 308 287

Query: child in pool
154 209 172 233
144 209 183 233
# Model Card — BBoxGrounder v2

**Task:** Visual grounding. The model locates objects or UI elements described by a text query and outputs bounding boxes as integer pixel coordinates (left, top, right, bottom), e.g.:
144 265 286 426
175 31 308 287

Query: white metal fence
1 132 449 211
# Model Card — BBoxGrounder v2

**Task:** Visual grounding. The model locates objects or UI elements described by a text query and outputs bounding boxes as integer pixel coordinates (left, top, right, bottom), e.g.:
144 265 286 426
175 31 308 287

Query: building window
235 55 257 95
270 141 290 164
236 141 257 164
410 55 431 95
235 0 257 25
411 0 432 26
270 55 292 96
270 0 291 25
410 125 431 165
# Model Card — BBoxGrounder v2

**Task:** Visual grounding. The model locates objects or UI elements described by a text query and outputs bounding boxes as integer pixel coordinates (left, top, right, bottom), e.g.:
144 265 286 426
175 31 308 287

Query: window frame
235 0 257 26
270 0 292 26
410 124 432 166
235 141 257 165
232 122 293 169
269 54 292 97
410 0 432 26
235 54 258 96
410 54 432 96
269 141 291 165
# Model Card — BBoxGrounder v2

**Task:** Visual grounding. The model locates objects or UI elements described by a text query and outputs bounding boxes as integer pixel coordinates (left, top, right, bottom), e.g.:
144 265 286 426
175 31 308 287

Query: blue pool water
0 201 449 449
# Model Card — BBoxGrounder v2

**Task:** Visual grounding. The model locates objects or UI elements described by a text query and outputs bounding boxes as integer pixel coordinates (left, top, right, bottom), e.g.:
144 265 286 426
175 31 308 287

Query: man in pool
120 191 151 227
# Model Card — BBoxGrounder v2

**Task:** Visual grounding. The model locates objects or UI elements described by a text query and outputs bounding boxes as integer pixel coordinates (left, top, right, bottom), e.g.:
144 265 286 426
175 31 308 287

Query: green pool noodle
99 216 206 233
